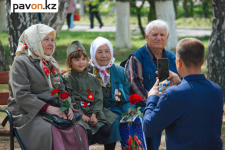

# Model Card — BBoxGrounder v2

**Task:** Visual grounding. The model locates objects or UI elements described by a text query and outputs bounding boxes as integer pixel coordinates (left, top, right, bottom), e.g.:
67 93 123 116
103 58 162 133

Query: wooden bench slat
0 71 9 84
0 129 10 136
0 92 8 105
0 71 10 137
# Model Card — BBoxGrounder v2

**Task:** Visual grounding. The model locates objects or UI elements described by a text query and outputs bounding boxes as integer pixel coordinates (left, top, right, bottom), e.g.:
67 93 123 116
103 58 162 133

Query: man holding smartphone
121 20 178 150
144 38 223 150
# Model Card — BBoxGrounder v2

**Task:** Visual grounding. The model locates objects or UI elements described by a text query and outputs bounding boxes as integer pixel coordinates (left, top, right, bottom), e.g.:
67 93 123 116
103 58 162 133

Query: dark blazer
144 74 223 150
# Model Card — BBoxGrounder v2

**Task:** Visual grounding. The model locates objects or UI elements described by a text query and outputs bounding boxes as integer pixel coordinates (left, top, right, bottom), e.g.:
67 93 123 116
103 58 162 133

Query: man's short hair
145 20 169 36
176 38 204 68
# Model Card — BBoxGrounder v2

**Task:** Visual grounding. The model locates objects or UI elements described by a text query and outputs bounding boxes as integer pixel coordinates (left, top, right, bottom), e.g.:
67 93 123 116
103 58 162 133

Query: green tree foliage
202 0 211 18
173 0 179 15
183 0 194 17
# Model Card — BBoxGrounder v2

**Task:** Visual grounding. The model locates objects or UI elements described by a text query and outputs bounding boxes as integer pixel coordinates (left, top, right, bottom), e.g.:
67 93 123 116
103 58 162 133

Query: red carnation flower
128 94 143 105
60 92 70 99
51 89 60 96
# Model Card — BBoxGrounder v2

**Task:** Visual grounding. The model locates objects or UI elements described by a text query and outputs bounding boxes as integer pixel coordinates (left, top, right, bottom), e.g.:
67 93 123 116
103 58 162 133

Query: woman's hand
46 105 67 119
82 114 90 123
89 113 98 126
73 109 82 114
67 108 74 121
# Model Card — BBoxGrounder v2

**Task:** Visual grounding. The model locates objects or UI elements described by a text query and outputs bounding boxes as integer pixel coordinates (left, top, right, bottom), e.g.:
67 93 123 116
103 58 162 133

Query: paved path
62 24 212 37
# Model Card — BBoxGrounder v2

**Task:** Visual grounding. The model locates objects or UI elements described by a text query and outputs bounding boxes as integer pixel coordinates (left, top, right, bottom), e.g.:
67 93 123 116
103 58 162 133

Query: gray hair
145 20 169 36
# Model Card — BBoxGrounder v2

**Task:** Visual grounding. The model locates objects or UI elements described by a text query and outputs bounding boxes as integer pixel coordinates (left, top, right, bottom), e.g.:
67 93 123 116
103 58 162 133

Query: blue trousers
146 132 162 150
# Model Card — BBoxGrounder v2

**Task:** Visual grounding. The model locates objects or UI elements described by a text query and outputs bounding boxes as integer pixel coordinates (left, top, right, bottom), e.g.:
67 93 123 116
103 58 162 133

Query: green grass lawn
77 13 212 28
76 4 212 28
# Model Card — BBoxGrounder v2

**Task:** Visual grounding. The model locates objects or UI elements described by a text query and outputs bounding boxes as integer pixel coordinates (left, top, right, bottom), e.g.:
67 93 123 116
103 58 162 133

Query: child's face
71 55 87 72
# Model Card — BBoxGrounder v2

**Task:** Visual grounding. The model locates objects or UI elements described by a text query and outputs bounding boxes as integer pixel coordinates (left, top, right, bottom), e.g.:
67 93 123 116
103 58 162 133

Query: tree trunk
0 0 7 32
0 41 9 71
41 0 70 36
134 0 146 39
79 0 85 16
6 0 39 64
183 0 189 17
115 1 131 48
155 0 178 53
147 0 156 22
0 0 8 71
207 0 225 100
137 10 145 39
202 1 208 18
190 0 194 17
173 0 179 16
6 0 69 64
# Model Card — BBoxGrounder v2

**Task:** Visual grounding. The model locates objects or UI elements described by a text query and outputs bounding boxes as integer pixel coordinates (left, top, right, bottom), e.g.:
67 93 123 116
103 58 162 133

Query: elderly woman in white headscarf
7 24 88 150
89 37 133 150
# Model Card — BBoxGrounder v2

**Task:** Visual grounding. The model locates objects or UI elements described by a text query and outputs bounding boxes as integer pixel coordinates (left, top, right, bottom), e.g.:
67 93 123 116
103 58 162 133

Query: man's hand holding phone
167 71 181 86
155 70 181 87
148 79 162 97
149 58 180 97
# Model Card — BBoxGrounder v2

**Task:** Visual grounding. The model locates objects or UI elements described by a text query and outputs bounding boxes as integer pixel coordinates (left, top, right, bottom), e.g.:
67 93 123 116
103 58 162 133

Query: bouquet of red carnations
51 89 84 150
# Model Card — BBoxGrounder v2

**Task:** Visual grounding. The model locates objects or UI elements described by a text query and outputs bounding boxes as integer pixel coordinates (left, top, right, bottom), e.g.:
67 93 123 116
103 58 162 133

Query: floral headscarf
16 24 61 88
89 37 115 86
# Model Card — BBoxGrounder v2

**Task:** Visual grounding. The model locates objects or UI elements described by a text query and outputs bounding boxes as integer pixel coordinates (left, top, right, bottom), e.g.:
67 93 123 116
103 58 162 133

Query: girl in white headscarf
90 37 134 150
8 24 88 150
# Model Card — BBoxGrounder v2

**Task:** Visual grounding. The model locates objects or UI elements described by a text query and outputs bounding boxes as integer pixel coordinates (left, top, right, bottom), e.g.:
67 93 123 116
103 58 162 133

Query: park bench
0 71 24 150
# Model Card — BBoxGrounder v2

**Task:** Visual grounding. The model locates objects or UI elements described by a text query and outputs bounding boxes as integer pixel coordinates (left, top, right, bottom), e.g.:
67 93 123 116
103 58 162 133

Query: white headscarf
16 24 61 88
89 37 115 86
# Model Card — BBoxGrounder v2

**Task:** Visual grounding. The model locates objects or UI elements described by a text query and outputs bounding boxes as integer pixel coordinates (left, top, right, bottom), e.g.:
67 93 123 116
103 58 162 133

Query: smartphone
157 58 169 82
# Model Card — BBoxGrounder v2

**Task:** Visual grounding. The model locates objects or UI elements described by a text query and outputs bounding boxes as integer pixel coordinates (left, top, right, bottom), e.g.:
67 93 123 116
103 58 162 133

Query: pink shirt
68 0 76 14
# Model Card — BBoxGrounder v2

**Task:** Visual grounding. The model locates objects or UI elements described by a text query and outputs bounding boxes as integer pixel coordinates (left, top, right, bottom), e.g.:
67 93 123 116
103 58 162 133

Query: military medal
114 89 121 101
87 89 94 100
